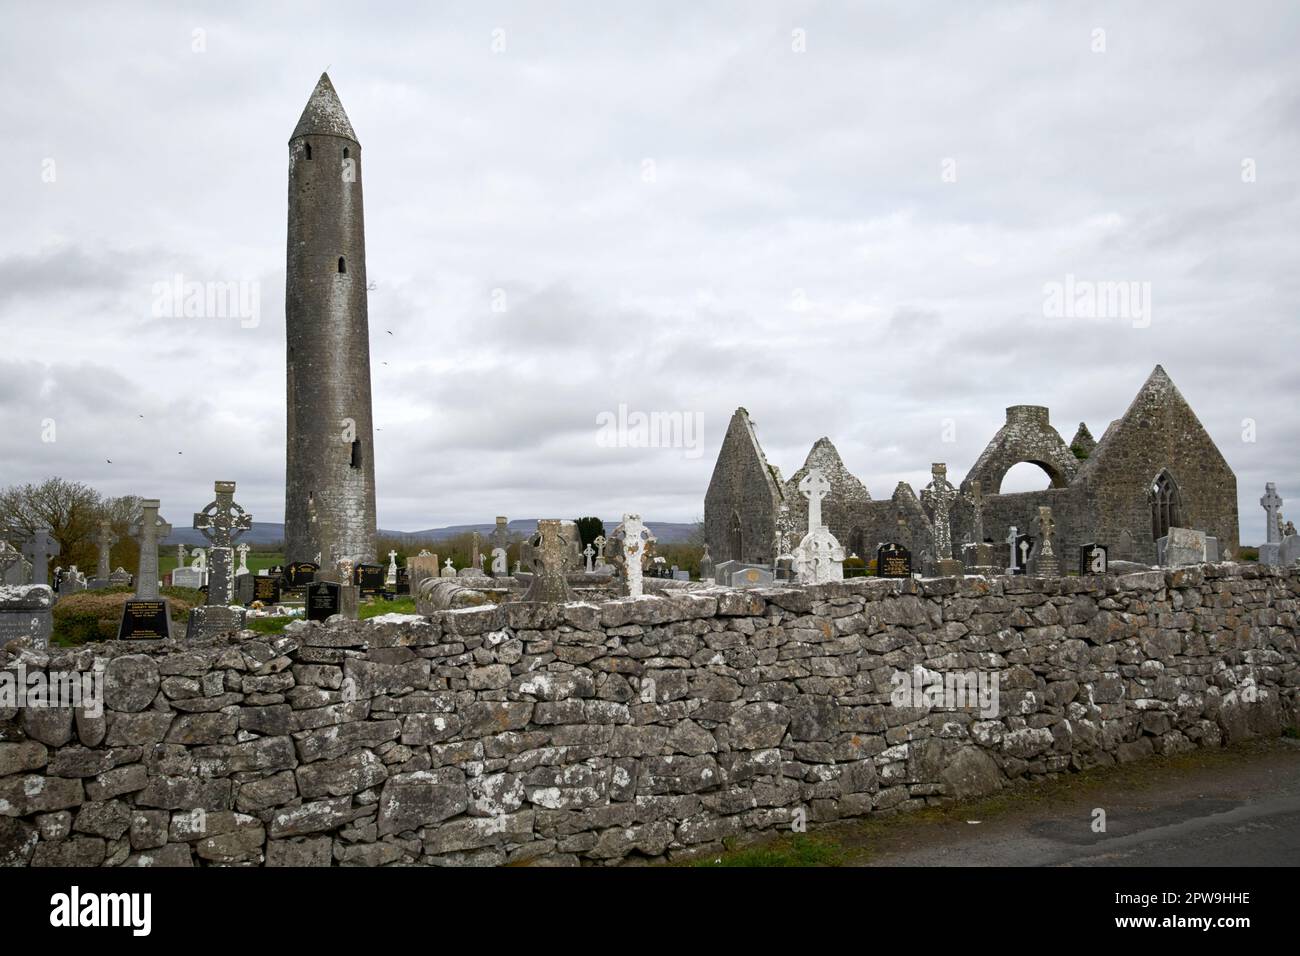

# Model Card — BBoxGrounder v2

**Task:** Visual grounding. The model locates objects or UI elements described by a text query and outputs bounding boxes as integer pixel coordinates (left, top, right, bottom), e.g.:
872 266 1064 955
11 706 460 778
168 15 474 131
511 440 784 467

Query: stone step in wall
1 563 1297 866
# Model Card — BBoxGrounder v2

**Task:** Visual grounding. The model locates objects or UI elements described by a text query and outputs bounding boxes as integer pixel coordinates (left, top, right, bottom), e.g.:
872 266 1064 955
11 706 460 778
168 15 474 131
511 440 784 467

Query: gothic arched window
1150 470 1183 541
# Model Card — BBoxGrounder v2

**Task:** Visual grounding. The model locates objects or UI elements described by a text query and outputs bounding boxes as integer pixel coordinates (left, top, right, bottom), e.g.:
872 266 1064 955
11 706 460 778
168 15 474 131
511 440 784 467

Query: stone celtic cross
524 519 572 603
593 535 606 560
236 543 250 575
966 480 985 543
22 528 58 586
94 520 117 580
1006 525 1019 571
1262 483 1283 544
798 468 831 533
921 463 959 560
130 500 172 600
1034 506 1059 576
193 480 252 606
618 514 655 598
584 543 595 573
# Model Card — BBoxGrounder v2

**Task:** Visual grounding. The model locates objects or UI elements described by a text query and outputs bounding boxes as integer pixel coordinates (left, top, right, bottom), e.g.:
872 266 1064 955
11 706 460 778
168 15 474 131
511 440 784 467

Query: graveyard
1 6 1297 911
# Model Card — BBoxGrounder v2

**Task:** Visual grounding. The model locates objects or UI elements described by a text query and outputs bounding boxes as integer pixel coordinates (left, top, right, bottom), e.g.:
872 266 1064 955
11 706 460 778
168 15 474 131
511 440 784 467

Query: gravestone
613 514 654 598
171 565 204 589
395 567 410 596
108 567 132 588
583 544 595 573
921 463 964 577
307 581 342 622
1079 543 1109 575
185 480 252 640
699 544 715 583
794 467 846 584
0 584 54 649
1006 526 1032 575
93 520 117 583
523 519 572 603
354 563 385 596
235 573 256 605
1029 506 1060 577
252 574 281 605
407 551 440 588
1259 483 1286 566
58 567 87 597
964 479 989 548
21 528 58 587
490 516 510 555
285 562 319 588
0 542 25 586
1159 527 1208 567
730 566 774 588
118 499 175 640
877 543 913 579
471 531 481 572
236 543 251 576
386 550 399 586
441 558 457 578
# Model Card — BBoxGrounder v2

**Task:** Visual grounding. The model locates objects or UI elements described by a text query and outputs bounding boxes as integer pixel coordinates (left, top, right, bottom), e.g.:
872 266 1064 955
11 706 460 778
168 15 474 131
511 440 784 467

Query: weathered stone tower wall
284 74 378 564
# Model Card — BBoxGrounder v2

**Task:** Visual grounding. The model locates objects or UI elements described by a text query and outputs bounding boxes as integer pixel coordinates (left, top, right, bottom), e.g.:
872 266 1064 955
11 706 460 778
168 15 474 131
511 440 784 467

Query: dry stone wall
2 563 1297 867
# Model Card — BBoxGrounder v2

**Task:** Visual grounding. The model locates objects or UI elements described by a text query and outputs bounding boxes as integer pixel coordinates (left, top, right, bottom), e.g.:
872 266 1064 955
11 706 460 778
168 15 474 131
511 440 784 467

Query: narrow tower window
342 147 349 159
338 257 346 274
304 143 312 160
350 440 361 469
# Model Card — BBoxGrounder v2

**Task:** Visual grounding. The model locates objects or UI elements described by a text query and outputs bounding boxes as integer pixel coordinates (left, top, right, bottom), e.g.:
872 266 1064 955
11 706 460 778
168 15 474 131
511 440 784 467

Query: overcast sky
2 1 1297 543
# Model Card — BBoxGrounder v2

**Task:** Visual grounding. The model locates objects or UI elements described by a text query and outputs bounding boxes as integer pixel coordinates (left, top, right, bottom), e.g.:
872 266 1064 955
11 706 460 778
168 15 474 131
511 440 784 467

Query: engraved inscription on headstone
1079 543 1109 575
307 581 342 622
877 543 913 579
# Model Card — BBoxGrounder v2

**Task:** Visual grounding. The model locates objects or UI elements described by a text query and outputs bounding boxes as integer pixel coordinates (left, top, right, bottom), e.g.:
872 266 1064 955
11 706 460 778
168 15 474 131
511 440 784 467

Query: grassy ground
158 550 284 578
688 736 1300 867
245 595 418 635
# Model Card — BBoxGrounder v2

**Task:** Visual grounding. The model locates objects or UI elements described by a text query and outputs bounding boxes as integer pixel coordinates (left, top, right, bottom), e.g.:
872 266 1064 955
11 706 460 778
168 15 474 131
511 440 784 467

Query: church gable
784 437 871 547
704 408 785 564
1078 365 1238 558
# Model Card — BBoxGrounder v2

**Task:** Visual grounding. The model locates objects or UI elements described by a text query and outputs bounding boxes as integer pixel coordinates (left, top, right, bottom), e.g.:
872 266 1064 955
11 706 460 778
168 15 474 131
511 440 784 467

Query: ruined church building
705 366 1239 568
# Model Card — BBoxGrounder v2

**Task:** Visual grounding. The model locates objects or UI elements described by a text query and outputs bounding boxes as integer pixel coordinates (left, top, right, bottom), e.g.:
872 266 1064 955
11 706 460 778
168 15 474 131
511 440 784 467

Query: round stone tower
284 73 378 564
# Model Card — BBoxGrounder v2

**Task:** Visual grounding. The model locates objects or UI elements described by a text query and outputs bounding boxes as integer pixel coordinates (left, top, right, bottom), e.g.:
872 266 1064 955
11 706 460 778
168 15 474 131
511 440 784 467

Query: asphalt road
850 739 1300 866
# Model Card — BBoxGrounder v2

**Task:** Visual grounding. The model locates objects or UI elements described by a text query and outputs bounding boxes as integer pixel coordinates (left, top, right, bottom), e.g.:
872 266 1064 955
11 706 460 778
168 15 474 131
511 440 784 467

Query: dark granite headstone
286 562 318 588
395 567 410 596
1079 543 1109 575
1012 535 1033 575
354 563 385 596
117 599 172 640
877 543 913 579
253 575 281 604
307 581 341 622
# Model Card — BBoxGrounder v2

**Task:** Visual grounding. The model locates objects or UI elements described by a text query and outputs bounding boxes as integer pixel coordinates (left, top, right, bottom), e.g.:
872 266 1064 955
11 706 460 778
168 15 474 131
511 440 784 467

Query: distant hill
163 518 700 548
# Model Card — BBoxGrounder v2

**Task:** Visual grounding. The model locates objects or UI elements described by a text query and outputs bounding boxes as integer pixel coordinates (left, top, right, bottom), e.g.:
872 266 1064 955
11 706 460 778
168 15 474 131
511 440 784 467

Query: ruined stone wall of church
1080 395 1240 563
4 563 1294 867
704 427 780 564
953 487 1090 565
